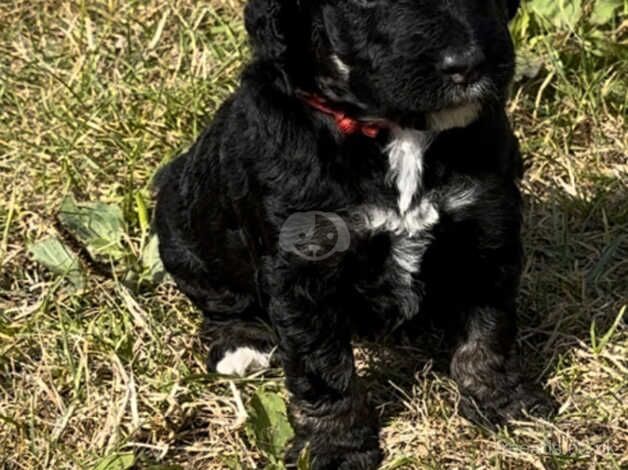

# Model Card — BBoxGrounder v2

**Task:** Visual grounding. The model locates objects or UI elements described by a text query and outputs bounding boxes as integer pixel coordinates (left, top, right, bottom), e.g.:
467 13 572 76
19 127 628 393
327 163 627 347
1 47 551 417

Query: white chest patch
365 198 440 237
215 347 271 377
386 129 434 215
362 198 440 295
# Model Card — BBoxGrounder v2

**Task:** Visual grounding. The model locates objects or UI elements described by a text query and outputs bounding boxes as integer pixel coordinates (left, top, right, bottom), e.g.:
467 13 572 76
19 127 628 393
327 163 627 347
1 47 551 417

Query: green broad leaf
245 388 294 463
590 0 623 25
140 234 165 283
29 237 85 288
91 452 135 470
58 197 125 260
529 0 582 28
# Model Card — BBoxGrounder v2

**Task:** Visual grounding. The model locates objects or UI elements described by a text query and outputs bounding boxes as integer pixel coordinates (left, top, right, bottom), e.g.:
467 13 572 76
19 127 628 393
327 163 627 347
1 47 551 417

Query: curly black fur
154 1 553 467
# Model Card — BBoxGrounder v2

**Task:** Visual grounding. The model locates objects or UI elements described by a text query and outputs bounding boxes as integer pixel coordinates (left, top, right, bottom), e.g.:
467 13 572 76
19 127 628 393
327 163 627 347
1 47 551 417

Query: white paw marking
215 347 271 377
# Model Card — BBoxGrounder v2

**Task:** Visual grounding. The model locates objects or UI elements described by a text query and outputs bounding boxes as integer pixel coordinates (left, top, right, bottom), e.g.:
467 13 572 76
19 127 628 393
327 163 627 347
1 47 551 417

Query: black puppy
154 0 553 467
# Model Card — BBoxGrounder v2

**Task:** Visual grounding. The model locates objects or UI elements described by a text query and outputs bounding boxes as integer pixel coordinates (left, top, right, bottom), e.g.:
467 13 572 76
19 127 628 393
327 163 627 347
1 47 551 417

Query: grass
0 0 626 468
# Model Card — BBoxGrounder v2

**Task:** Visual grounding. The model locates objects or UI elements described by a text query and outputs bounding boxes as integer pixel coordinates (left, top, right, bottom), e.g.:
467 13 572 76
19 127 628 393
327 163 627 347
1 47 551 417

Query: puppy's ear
506 0 521 20
245 0 300 61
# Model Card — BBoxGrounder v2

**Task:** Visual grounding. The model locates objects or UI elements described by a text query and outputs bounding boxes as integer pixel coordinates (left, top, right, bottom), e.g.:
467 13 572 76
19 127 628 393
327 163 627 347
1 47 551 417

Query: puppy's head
245 0 520 129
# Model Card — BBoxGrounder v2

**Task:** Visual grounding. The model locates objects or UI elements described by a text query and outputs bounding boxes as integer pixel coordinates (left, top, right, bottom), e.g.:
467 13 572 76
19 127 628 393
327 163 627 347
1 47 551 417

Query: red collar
297 91 385 139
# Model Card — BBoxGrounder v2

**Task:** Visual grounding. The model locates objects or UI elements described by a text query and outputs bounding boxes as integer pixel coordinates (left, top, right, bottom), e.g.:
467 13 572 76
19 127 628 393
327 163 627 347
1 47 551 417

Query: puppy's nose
438 47 486 85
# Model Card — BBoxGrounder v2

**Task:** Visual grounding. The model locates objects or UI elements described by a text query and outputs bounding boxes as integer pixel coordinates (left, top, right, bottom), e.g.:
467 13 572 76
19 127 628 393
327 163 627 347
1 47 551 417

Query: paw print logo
279 212 351 261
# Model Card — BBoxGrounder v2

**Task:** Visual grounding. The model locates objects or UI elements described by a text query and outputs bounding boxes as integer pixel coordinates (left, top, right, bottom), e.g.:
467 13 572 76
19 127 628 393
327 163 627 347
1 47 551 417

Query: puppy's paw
286 434 382 470
209 345 273 376
204 322 277 377
459 381 557 429
286 393 382 470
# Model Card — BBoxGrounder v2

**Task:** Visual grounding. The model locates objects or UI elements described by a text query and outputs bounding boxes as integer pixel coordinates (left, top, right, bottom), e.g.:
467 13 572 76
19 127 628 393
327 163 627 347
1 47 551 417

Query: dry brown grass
1 1 626 469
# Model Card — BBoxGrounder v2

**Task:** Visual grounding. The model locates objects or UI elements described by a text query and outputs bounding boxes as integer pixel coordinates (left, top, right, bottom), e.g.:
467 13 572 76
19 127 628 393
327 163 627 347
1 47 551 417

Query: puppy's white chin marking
427 101 482 131
215 347 271 377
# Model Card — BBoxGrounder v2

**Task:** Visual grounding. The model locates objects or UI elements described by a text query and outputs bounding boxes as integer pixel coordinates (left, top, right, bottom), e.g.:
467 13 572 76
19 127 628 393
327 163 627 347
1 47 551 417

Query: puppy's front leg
267 262 382 469
451 306 555 427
